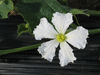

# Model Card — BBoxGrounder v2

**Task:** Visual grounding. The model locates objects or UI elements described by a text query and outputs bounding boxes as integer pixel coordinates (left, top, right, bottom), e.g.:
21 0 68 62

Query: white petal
38 40 59 62
33 18 58 40
52 12 73 34
66 26 89 49
59 42 76 67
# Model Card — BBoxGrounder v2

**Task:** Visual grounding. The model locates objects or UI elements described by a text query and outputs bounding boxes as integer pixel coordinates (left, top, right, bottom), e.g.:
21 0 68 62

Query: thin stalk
74 15 80 26
85 10 100 16
65 0 68 6
0 43 41 56
89 28 100 34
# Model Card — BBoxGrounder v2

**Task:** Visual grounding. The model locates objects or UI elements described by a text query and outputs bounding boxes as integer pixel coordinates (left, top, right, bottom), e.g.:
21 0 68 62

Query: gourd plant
0 0 100 56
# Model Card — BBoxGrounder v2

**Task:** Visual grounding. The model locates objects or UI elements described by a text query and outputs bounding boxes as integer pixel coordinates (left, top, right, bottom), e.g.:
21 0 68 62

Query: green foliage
84 10 100 16
16 0 70 35
0 0 13 18
17 23 29 37
1 0 100 56
70 9 90 16
70 23 77 29
0 0 4 4
16 0 89 36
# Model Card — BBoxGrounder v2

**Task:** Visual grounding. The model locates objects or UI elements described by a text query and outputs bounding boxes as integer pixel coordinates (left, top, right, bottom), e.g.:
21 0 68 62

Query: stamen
56 34 67 42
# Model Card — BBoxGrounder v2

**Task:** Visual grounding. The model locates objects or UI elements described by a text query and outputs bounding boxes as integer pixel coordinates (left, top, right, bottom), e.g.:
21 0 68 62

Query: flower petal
66 26 89 49
33 18 58 40
52 12 73 34
38 40 59 62
59 42 76 67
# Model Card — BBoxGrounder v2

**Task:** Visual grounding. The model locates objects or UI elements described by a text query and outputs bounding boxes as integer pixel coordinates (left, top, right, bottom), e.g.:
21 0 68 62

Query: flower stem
64 0 68 6
85 10 100 16
89 28 100 34
0 43 41 56
74 15 80 26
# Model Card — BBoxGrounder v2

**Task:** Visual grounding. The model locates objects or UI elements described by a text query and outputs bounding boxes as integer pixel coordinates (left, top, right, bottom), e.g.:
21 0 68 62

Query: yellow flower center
56 34 66 42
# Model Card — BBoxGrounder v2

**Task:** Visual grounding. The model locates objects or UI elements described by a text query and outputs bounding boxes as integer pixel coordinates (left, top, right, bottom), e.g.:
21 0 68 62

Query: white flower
33 12 88 67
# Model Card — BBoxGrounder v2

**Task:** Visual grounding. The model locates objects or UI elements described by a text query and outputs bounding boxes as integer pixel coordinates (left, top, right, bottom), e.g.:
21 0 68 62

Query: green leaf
70 9 90 16
0 0 4 4
0 43 41 56
17 23 29 37
16 0 89 35
0 0 13 18
70 23 77 29
16 0 71 35
65 28 74 34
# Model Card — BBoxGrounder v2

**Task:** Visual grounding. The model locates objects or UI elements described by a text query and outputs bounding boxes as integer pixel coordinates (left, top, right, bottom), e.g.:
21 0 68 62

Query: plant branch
89 28 100 34
74 15 80 26
0 43 41 56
